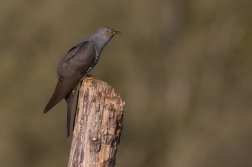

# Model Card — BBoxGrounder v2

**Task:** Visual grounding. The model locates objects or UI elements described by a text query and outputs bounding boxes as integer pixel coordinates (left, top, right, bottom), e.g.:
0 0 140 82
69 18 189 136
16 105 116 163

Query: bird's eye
105 30 110 34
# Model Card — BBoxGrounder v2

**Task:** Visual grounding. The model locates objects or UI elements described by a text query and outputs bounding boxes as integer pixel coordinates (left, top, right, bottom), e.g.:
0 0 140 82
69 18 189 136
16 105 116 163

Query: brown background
0 0 252 166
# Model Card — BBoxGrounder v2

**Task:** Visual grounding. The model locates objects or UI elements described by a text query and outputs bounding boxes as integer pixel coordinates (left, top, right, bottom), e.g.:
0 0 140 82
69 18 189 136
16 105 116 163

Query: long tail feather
65 85 78 139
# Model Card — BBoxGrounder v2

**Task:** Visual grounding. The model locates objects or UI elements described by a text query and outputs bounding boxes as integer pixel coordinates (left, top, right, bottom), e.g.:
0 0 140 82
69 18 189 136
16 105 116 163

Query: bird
44 26 121 138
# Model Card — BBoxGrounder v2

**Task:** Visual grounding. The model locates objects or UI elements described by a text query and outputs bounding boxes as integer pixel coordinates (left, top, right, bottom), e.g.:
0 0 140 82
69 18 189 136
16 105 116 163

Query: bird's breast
85 53 100 75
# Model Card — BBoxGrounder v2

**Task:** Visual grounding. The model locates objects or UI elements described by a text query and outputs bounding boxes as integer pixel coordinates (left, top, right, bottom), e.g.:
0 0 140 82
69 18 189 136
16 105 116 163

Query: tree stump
68 79 125 167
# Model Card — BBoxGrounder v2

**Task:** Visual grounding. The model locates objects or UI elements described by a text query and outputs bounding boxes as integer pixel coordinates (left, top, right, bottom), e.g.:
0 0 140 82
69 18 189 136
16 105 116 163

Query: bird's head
92 26 121 46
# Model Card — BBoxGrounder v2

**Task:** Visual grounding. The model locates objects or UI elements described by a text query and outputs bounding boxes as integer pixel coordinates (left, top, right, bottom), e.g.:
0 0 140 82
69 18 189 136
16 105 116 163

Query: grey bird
44 26 121 138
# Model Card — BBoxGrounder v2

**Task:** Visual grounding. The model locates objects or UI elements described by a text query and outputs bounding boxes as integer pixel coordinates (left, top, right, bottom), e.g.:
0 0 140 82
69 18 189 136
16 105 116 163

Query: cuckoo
44 26 121 138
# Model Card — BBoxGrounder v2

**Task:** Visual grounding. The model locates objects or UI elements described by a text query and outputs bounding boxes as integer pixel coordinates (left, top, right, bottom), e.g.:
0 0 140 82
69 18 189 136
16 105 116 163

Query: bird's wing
44 74 82 113
44 41 96 113
56 40 95 76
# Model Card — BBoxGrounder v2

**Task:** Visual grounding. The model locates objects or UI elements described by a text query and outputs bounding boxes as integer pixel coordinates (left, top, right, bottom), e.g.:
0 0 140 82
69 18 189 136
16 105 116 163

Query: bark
68 79 125 167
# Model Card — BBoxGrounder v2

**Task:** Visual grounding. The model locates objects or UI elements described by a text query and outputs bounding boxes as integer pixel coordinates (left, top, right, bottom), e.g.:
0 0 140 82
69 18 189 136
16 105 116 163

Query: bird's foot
82 75 94 81
85 74 94 80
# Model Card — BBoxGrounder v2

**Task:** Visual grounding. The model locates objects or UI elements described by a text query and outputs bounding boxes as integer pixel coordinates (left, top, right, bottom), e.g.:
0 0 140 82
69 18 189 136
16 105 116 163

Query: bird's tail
65 86 78 139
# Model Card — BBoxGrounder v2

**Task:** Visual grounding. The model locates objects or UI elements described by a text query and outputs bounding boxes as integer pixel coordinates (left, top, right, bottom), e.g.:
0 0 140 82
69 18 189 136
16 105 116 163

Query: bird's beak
112 31 121 35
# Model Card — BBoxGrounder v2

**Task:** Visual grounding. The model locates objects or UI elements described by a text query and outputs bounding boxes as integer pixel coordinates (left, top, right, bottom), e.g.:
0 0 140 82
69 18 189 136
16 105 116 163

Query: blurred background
0 0 252 166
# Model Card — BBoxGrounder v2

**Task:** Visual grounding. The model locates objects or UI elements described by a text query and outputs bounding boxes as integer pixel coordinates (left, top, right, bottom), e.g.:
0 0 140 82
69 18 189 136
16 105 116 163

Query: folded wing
44 41 95 113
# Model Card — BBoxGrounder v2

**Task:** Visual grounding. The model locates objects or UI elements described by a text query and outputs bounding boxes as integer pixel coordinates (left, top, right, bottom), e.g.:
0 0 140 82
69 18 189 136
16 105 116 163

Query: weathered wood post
68 79 125 167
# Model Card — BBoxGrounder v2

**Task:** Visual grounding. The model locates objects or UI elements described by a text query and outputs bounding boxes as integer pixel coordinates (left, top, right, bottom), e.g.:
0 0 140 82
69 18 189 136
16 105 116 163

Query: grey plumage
44 26 121 138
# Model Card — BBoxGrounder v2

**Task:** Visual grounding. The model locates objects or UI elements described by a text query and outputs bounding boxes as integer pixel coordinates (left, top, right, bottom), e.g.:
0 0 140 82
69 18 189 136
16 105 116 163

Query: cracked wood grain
68 79 125 167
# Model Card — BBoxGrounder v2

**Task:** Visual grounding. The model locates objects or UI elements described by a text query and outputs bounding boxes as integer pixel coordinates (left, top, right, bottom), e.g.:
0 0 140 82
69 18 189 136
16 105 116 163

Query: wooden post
68 79 125 167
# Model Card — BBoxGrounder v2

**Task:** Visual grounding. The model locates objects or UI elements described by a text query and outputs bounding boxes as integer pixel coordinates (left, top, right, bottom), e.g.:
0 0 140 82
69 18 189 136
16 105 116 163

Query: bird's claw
82 75 94 82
